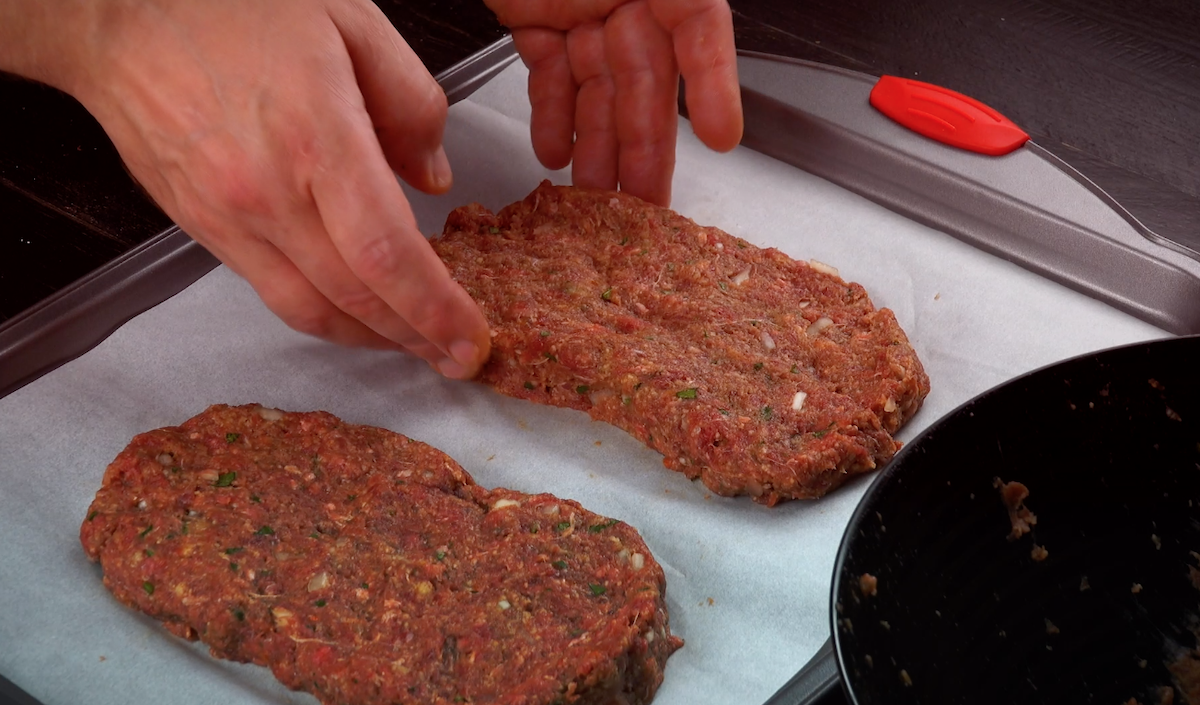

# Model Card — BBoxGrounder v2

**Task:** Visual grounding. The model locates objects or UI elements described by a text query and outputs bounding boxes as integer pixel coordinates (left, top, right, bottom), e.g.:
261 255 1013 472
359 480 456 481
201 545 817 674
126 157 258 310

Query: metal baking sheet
0 35 518 401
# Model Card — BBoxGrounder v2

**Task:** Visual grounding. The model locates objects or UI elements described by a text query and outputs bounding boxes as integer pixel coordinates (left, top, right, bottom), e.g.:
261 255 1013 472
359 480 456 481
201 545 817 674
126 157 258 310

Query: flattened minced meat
81 404 680 705
433 182 930 504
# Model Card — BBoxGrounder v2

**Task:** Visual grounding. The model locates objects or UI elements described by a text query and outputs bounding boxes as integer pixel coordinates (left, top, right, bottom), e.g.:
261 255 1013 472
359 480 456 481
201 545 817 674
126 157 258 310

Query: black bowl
833 335 1200 705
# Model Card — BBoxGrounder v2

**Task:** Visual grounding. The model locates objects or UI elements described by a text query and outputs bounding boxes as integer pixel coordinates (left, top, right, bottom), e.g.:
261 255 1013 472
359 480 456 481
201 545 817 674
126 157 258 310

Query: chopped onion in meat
307 571 330 592
256 407 285 422
807 317 834 337
808 259 839 277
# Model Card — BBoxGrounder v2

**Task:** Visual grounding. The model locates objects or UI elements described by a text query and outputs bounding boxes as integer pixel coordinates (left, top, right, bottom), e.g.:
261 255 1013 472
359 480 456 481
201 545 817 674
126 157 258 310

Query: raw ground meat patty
80 404 680 705
432 181 930 505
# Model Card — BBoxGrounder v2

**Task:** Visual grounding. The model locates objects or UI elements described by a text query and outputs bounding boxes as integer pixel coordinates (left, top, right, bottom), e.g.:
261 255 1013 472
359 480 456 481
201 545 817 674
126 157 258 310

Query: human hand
12 0 491 378
484 0 743 207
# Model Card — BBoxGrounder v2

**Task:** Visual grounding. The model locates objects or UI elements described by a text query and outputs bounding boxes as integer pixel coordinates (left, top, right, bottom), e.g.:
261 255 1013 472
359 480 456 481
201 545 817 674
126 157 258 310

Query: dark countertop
2 0 1197 324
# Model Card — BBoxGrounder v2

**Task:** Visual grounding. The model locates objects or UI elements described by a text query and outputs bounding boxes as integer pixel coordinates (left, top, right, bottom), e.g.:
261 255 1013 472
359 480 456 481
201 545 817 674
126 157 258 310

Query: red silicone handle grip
869 76 1030 156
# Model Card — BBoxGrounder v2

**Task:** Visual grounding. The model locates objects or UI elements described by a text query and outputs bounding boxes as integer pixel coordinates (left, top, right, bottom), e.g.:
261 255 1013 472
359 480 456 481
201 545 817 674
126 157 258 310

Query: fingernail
449 339 479 368
435 357 470 380
434 340 480 380
429 146 453 192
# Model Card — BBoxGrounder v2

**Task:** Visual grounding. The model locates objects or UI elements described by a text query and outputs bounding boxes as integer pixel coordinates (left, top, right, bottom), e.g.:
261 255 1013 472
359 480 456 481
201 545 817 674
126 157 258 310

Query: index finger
649 0 742 152
313 117 491 377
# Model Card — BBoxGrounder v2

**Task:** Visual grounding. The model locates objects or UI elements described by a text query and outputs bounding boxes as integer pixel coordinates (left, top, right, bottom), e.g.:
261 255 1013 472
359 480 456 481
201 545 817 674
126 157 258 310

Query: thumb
328 0 453 195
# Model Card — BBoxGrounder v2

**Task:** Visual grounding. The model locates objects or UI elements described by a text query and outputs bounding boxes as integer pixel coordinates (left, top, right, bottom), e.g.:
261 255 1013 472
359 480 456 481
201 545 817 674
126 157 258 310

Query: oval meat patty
81 404 680 705
432 182 931 505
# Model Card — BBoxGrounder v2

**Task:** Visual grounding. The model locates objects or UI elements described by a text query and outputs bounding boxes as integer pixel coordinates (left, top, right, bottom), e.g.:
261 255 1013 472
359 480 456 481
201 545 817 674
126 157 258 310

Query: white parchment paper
0 63 1168 705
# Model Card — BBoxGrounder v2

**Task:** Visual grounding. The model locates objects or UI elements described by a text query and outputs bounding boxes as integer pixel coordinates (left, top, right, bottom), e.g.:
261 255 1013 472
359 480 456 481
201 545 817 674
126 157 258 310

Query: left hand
3 0 494 377
484 0 743 206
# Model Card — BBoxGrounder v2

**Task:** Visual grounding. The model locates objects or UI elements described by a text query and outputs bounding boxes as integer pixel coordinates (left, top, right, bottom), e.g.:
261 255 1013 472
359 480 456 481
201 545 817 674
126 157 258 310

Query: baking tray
0 46 1187 705
0 35 519 401
0 45 1180 705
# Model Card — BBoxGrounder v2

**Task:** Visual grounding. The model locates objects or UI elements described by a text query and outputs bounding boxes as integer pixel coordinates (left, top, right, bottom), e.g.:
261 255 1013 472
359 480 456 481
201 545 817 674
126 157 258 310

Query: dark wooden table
2 0 1198 325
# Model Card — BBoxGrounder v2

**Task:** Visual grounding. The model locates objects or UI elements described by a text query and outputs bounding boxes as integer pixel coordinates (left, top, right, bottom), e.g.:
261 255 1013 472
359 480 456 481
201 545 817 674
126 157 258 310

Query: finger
649 0 742 151
195 221 403 351
513 27 575 171
251 261 414 352
173 157 445 360
484 0 627 30
566 22 618 191
328 0 452 195
606 2 678 206
259 206 453 362
310 111 492 379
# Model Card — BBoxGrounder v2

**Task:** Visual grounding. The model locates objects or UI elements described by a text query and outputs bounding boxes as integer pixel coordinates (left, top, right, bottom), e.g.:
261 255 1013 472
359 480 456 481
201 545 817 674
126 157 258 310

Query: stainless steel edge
438 34 518 105
761 638 842 705
0 227 215 399
733 50 1200 335
1022 141 1199 261
0 673 42 705
0 34 517 400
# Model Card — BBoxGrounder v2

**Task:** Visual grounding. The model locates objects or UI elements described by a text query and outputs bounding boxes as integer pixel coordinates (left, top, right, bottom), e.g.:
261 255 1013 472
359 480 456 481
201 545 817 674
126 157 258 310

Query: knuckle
282 307 338 341
346 235 403 283
401 281 462 336
258 285 338 340
411 82 449 132
217 167 272 216
401 293 443 333
327 285 387 322
424 78 450 115
186 136 281 220
279 122 321 173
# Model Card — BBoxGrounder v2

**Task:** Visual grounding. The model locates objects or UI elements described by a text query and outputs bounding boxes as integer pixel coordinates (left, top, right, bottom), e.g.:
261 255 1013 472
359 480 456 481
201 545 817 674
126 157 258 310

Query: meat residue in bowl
859 573 878 597
1133 553 1200 704
1163 554 1200 704
994 478 1038 540
1123 686 1179 705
